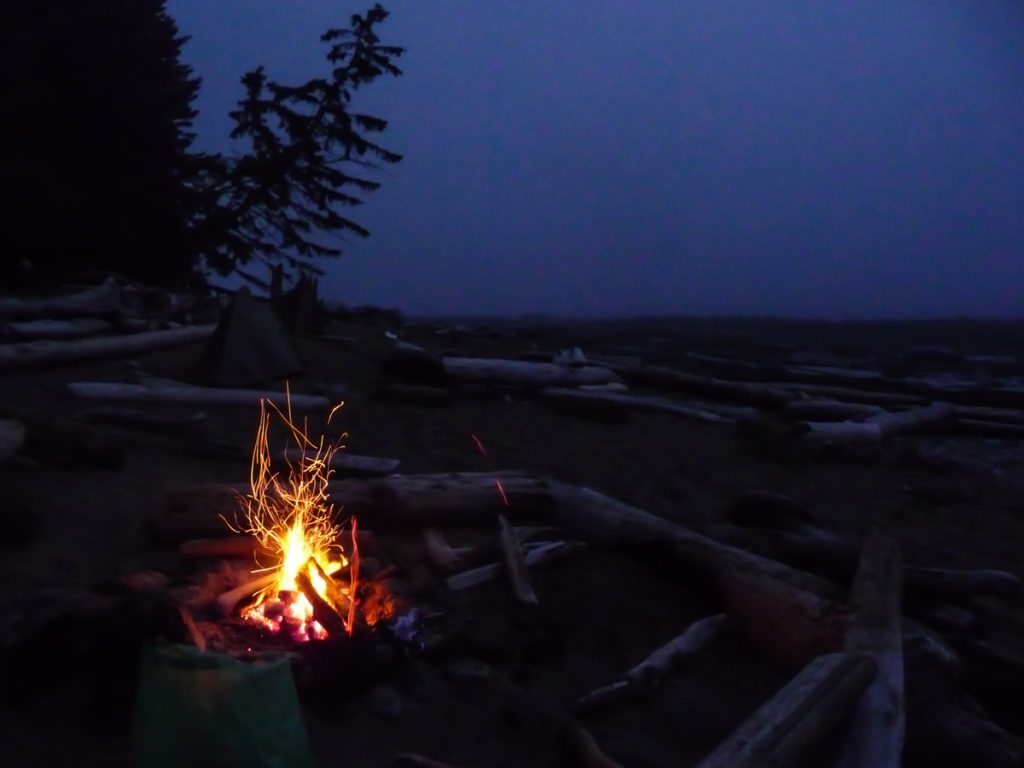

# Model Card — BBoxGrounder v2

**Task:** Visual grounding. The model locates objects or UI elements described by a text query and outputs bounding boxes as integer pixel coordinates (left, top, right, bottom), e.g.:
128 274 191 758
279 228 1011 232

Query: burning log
446 541 583 591
576 613 727 711
695 653 878 768
0 278 121 319
215 573 276 617
0 325 214 371
295 569 347 637
67 381 329 409
836 530 904 768
442 356 620 389
497 513 538 605
540 387 735 424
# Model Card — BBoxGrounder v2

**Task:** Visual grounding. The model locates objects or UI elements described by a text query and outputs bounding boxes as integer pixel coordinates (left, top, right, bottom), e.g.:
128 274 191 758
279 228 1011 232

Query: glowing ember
224 388 359 642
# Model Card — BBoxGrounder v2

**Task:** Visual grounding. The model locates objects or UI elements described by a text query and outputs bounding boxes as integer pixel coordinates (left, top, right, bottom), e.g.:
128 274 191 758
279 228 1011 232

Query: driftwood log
783 399 887 422
497 513 539 605
613 364 796 408
540 387 736 424
837 530 904 768
801 401 956 445
445 541 582 591
696 653 877 768
2 317 115 340
0 279 121 320
75 406 208 434
281 449 401 476
442 356 620 389
68 381 329 409
0 325 214 371
576 613 727 711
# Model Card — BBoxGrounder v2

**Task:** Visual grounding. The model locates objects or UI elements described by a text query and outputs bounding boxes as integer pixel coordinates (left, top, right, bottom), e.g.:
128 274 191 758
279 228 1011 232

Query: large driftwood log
696 653 877 768
540 387 735 424
613 364 796 408
576 613 727 711
837 530 904 768
442 356 620 389
769 382 927 407
802 401 956 445
68 381 328 409
0 324 214 371
0 279 121 320
2 317 115 340
783 399 887 422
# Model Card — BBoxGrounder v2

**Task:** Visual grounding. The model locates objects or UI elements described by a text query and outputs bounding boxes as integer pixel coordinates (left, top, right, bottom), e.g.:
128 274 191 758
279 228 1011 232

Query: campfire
224 393 365 642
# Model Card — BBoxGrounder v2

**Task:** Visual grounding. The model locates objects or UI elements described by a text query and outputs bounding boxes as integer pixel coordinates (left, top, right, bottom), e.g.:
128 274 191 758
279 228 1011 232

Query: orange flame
224 388 359 641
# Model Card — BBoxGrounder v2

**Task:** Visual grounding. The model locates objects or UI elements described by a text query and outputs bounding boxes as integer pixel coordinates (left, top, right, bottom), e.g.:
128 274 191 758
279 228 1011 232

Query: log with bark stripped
497 513 538 605
696 653 878 768
442 356 620 389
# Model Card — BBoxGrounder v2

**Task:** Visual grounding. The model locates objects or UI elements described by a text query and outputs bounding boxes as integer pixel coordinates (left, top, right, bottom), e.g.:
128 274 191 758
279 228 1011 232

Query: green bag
134 645 316 768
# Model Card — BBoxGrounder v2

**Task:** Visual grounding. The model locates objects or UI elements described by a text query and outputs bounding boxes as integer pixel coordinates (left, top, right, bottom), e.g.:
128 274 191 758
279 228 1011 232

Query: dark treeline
2 1 402 291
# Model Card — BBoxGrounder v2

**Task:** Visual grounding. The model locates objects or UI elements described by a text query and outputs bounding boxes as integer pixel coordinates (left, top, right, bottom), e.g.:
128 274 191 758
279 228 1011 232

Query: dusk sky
166 1 1024 319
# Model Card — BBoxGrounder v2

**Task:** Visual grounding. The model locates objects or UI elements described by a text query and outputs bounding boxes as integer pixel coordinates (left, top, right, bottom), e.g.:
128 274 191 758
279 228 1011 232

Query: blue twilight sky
166 1 1024 319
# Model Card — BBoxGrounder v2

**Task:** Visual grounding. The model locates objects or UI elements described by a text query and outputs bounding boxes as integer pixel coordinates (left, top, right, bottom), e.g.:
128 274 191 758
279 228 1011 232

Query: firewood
295 569 347 637
836 530 904 768
67 381 329 409
281 448 401 476
0 278 121 320
695 653 877 768
497 513 538 605
179 536 259 560
446 541 583 591
540 387 734 424
306 559 353 617
422 528 464 573
0 325 214 371
214 573 276 617
177 606 207 652
576 613 727 711
442 356 620 389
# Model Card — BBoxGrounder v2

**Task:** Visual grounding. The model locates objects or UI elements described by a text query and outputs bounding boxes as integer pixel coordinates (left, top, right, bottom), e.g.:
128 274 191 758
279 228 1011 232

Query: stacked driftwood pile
112 466 1022 767
375 339 1024 449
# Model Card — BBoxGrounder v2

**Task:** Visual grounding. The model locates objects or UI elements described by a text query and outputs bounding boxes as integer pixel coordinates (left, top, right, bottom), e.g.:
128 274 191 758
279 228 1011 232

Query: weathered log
497 513 538 605
281 449 401 476
0 404 122 469
954 405 1024 426
613 364 796 408
3 317 114 340
783 398 887 422
67 381 329 409
769 382 927 406
442 356 620 389
422 527 465 573
695 653 877 768
837 530 904 768
0 325 214 371
0 278 121 320
75 406 208 433
540 387 734 424
445 541 582 591
214 574 276 617
576 613 727 711
800 421 884 445
867 401 956 436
